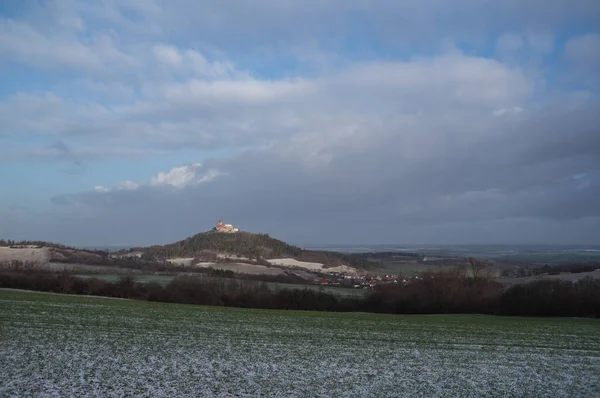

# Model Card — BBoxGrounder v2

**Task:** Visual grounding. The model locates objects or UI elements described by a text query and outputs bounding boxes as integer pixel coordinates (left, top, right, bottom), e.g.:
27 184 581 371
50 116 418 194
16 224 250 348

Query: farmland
1 290 599 397
74 274 366 297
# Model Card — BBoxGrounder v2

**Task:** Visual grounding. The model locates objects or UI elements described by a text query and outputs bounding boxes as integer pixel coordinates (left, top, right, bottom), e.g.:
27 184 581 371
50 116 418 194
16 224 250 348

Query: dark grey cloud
40 97 600 246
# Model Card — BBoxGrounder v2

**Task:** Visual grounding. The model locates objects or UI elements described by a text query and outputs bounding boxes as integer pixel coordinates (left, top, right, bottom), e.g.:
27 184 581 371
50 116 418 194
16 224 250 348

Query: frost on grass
1 290 599 397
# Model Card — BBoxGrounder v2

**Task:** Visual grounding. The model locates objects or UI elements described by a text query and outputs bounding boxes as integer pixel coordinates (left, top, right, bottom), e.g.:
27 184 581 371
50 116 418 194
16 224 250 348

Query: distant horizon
4 234 600 250
77 241 600 251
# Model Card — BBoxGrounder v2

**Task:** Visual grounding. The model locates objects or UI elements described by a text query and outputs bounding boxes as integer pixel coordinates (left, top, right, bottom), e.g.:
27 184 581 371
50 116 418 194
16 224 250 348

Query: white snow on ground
115 252 142 258
216 254 250 261
194 262 285 275
1 290 599 397
165 257 195 266
267 258 324 270
0 247 50 263
267 258 358 273
324 265 358 274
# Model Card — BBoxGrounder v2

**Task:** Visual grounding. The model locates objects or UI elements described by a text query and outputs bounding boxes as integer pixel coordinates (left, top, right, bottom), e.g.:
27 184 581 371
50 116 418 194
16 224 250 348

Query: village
315 271 420 290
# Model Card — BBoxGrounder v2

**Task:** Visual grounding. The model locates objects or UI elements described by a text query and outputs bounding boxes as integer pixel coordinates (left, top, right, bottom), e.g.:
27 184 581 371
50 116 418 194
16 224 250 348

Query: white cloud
493 106 523 116
92 164 221 193
152 44 182 66
118 180 140 190
151 44 236 78
0 19 138 74
1 50 533 161
150 164 204 188
164 78 313 104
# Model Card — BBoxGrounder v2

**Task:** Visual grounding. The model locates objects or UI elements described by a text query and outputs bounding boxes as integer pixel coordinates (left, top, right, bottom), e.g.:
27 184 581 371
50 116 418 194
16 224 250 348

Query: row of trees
1 269 598 317
0 272 355 312
501 262 600 277
0 239 67 248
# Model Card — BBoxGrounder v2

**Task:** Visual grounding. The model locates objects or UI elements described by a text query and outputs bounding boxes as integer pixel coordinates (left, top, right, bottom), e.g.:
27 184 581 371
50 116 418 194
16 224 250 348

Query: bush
497 278 600 317
365 270 503 314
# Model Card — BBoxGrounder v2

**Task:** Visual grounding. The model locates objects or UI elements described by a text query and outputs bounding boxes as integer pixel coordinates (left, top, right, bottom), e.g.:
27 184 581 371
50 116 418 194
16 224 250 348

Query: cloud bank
0 0 599 246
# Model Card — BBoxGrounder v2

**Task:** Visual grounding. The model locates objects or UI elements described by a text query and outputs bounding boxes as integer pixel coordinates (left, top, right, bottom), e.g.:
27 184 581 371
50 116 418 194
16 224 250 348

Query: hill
130 231 301 259
124 231 374 270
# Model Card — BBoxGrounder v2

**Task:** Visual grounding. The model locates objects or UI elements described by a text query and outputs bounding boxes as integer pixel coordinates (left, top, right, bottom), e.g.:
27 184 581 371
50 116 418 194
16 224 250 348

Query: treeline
0 259 312 286
367 271 599 317
1 270 598 317
0 239 67 248
366 270 501 314
537 262 600 275
50 252 169 269
0 272 355 311
497 278 599 317
504 262 600 277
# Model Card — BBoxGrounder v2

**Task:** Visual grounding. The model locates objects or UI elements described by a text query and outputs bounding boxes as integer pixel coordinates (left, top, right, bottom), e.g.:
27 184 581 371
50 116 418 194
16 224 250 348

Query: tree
467 257 487 282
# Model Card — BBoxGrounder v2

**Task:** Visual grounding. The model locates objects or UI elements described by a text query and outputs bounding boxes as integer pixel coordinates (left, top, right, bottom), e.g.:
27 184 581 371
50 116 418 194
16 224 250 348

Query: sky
1 0 599 247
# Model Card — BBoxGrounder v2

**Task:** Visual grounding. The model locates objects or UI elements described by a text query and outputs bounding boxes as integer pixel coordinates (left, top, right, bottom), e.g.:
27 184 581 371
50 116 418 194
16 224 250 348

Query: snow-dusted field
266 258 358 274
0 246 50 263
1 290 599 397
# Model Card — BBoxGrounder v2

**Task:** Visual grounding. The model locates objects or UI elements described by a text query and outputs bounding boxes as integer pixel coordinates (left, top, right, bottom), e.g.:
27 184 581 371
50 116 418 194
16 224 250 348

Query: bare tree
467 257 487 282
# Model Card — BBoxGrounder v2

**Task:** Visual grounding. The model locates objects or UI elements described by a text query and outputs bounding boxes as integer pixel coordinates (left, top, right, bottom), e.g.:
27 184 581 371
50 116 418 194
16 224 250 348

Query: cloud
0 52 532 160
493 106 523 116
44 95 600 245
565 33 600 63
117 181 140 190
1 0 599 245
94 186 109 193
149 163 218 188
153 44 183 66
89 164 222 194
0 19 138 75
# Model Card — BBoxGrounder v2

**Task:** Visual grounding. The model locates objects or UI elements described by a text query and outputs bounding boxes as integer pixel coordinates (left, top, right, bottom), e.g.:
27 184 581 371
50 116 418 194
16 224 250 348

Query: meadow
1 289 599 397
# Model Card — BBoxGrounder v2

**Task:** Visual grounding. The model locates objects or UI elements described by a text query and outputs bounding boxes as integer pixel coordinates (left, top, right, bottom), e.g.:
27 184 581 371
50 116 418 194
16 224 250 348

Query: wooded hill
123 231 374 270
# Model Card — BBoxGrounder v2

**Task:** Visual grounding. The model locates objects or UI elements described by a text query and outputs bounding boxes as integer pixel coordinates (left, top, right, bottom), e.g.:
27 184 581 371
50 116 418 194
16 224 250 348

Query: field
1 290 599 397
74 274 366 297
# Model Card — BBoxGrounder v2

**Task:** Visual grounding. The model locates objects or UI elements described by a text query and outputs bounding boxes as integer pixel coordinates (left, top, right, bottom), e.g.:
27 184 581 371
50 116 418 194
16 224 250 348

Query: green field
1 289 599 397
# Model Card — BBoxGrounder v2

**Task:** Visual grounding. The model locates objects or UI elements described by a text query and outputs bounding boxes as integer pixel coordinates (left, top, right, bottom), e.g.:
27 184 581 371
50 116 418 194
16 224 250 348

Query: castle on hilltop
215 220 239 233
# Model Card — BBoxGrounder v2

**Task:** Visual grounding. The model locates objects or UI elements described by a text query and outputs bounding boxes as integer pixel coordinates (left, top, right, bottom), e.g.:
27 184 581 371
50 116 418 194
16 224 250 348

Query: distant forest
0 239 67 248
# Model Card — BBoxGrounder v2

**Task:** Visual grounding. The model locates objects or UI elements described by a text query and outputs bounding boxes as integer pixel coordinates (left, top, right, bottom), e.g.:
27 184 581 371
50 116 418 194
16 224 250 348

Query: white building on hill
215 220 239 233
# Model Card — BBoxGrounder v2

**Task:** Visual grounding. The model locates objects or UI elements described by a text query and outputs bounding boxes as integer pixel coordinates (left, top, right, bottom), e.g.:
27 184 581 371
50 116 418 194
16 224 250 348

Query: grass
1 289 599 397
